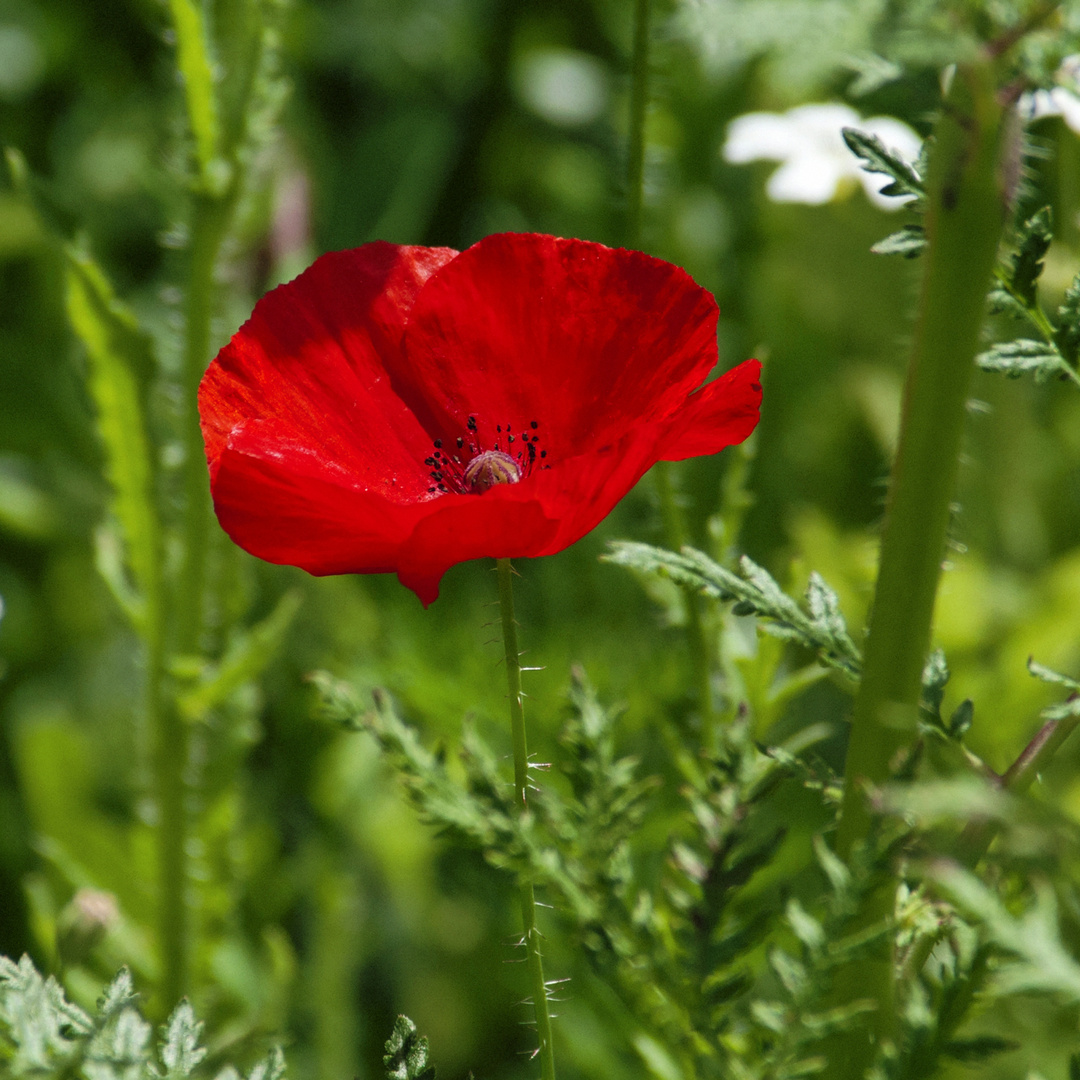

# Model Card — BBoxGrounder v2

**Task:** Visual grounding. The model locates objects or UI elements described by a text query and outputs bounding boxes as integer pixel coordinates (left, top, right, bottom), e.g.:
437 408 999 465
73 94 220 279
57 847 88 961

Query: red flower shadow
199 233 762 605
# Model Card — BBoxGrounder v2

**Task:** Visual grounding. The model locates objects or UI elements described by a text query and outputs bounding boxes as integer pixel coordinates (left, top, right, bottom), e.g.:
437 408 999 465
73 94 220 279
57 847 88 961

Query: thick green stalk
157 193 231 1009
826 62 1007 1075
496 559 556 1080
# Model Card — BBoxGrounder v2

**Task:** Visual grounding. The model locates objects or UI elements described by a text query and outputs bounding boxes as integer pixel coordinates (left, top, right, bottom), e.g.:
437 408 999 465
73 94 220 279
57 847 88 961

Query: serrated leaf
931 866 1080 1001
1054 270 1080 365
871 225 926 257
247 1047 286 1080
604 542 862 680
1028 658 1080 692
1008 206 1052 307
97 968 138 1018
65 245 162 643
977 339 1071 383
842 127 923 200
383 1015 436 1080
159 1001 206 1079
178 590 302 719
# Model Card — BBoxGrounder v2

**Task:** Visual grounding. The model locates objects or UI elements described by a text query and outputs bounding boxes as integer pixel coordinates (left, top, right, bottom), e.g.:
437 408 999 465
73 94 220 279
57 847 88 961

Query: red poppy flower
199 232 761 606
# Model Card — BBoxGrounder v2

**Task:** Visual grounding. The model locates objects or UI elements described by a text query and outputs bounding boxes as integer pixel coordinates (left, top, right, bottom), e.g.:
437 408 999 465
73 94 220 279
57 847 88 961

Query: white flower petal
1049 87 1080 135
723 112 801 163
766 154 845 204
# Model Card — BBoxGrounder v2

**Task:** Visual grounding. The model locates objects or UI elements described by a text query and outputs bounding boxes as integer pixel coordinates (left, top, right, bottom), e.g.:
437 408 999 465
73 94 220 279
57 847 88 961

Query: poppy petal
396 496 559 606
395 233 721 460
660 359 763 461
212 420 420 575
200 242 457 498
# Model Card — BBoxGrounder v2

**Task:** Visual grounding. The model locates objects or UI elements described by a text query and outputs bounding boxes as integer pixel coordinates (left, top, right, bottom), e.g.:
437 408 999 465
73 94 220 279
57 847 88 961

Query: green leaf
383 1015 436 1080
1028 657 1080 693
931 866 1080 1001
1054 270 1080 365
942 1035 1019 1062
64 245 162 643
948 698 974 739
167 0 229 193
842 127 924 201
1008 206 1052 307
976 339 1072 383
177 590 303 719
920 649 949 726
605 542 862 680
870 225 926 257
159 1001 206 1080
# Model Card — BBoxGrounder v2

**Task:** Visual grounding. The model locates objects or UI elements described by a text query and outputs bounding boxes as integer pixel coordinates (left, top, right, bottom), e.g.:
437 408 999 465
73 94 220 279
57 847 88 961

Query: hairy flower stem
626 0 650 246
157 194 231 1010
827 61 1007 1076
625 0 715 731
496 559 556 1080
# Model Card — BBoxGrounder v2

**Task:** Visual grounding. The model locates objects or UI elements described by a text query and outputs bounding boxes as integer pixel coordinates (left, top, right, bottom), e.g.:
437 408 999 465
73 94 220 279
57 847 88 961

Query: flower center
423 415 549 497
463 449 521 491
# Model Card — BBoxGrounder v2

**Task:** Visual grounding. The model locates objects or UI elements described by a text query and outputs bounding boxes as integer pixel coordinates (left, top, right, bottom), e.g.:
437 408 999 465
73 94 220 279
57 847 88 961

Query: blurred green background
3 0 1080 1077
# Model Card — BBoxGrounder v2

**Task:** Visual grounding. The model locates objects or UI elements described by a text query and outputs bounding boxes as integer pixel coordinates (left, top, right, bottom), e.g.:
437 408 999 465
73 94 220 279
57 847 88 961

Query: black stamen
433 439 442 448
456 437 464 448
496 425 502 434
530 420 538 429
437 483 448 492
424 457 436 466
508 435 515 443
531 435 539 443
468 416 477 431
540 450 547 459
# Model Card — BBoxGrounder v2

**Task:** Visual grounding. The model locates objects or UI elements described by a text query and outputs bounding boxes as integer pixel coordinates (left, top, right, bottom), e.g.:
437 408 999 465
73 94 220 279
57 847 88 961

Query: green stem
827 61 1007 1074
157 193 231 1010
626 0 651 249
654 463 715 732
496 559 556 1080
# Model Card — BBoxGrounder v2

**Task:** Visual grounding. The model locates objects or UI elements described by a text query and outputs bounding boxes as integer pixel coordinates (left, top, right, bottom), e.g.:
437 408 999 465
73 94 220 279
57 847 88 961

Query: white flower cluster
722 103 921 210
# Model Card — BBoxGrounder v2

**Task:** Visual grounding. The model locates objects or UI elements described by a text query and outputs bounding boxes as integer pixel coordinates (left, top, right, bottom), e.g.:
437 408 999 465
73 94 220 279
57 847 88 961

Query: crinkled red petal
212 421 423 575
659 359 763 461
200 242 456 499
393 233 721 462
396 496 559 606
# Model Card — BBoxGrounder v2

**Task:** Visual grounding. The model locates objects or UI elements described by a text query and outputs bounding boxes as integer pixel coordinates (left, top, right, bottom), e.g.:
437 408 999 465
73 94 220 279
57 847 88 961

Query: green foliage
0 958 285 1080
383 1015 436 1080
167 0 228 194
1004 205 1052 309
64 244 162 641
605 542 862 681
841 129 924 207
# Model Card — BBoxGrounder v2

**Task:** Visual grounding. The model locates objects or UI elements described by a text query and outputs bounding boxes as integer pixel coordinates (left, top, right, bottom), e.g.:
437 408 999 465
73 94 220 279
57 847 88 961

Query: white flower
1020 56 1080 134
723 103 921 210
